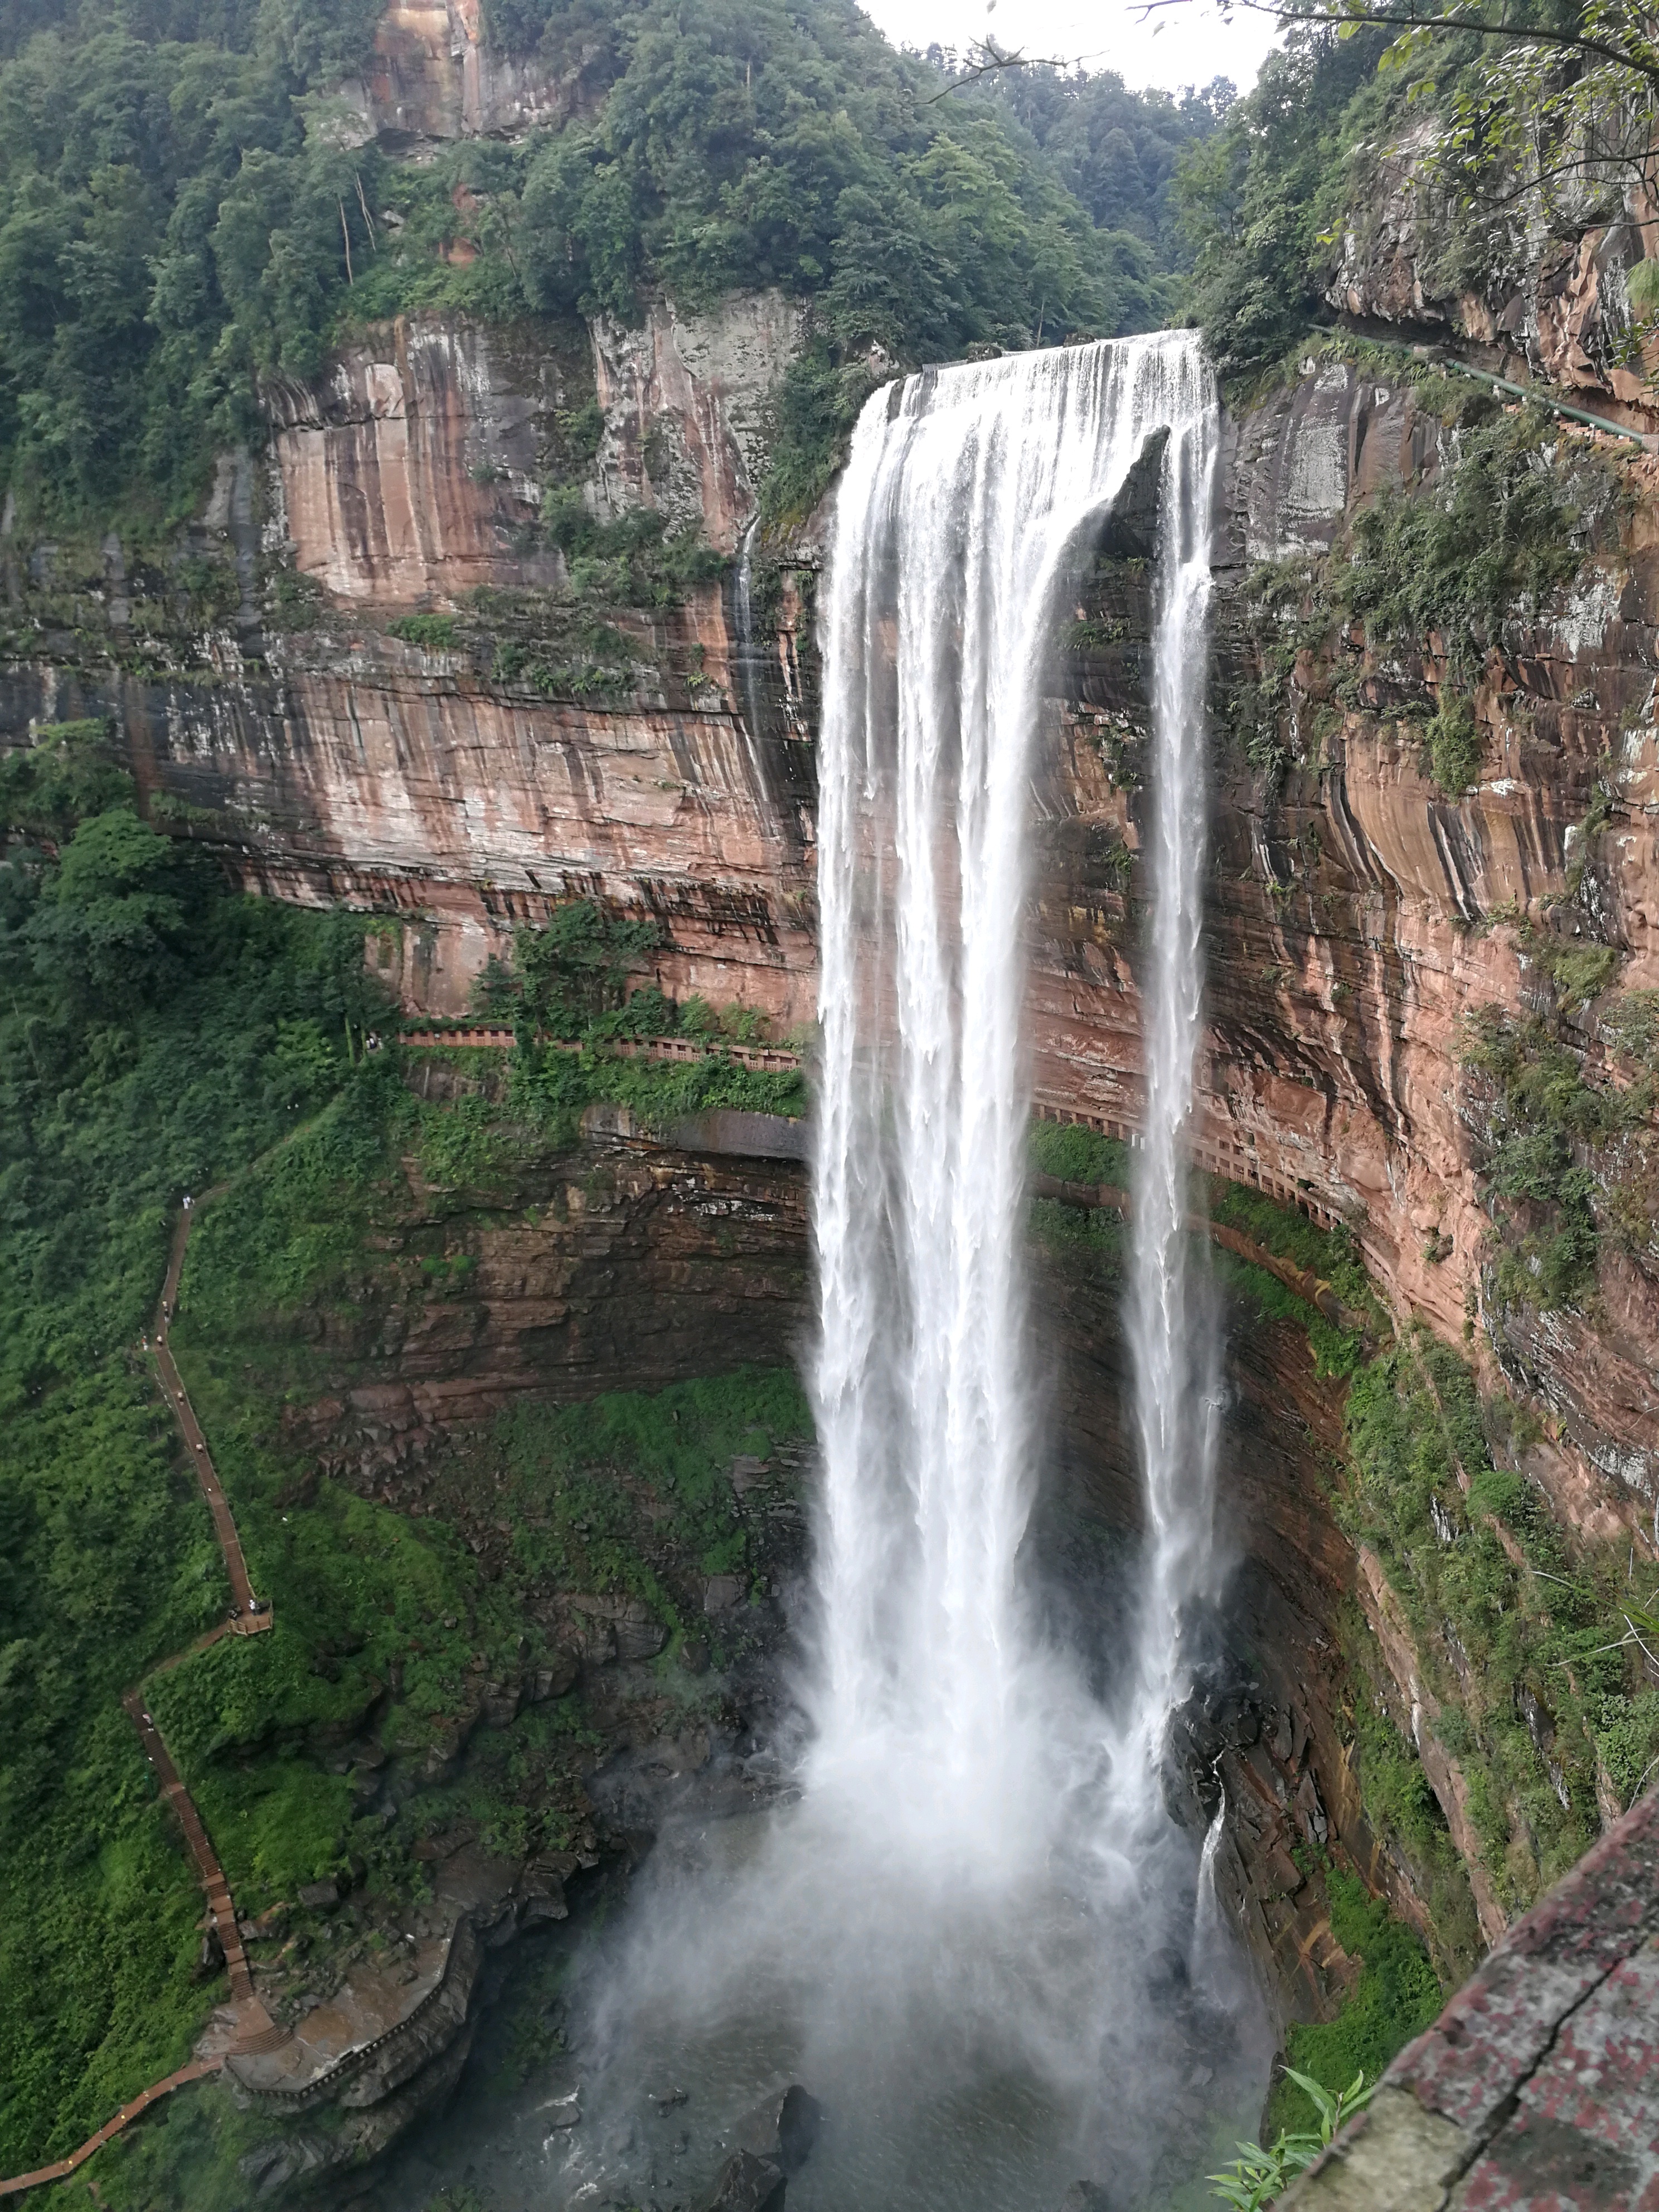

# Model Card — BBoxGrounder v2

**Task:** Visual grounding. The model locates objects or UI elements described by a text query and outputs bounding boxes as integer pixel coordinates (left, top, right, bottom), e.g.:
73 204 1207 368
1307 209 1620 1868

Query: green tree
26 808 186 1005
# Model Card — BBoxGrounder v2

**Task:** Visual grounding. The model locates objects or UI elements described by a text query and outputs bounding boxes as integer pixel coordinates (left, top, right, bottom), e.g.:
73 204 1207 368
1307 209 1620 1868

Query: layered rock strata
0 293 819 1020
1034 370 1659 1540
1324 119 1659 425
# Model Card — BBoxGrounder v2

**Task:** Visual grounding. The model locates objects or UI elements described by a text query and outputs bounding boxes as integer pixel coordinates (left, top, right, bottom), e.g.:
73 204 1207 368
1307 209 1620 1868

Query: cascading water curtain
1124 351 1224 1808
811 334 1221 1869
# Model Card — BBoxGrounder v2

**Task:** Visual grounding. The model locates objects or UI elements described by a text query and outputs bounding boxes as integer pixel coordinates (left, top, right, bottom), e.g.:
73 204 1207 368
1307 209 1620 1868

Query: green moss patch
1269 1862 1442 2135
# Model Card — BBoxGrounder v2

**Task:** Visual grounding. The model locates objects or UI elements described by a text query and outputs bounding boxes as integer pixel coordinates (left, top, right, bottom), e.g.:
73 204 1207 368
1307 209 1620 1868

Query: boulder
298 1879 339 1912
531 1648 580 1701
1059 2186 1117 2212
736 2083 822 2176
696 2150 787 2212
614 1603 668 1661
482 1676 525 1727
565 1594 667 1663
237 2132 337 2197
516 1855 569 1926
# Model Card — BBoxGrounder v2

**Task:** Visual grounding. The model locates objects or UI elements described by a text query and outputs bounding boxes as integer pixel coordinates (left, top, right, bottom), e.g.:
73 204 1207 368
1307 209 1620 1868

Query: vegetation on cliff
0 724 390 2168
0 0 1206 536
0 739 813 2171
1230 387 1622 790
1172 4 1656 384
1343 1332 1659 1916
1269 1863 1440 2133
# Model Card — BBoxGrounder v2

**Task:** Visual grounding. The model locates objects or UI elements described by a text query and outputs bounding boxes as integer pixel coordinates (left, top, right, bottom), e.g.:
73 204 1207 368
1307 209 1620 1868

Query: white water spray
812 332 1221 1856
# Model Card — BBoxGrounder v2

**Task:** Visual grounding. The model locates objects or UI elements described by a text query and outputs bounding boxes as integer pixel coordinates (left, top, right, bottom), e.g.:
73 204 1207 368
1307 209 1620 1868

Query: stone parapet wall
1283 1789 1659 2209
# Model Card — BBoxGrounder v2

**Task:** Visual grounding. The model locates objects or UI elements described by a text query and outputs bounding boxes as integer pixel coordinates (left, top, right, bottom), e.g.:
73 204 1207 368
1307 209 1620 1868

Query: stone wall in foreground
1283 1788 1659 2210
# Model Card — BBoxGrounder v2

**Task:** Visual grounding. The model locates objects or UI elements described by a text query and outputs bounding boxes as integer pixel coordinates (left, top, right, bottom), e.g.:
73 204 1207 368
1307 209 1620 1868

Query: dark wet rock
238 2131 338 2197
298 1878 339 1911
1095 426 1169 562
774 2085 822 2175
678 1636 710 1674
1059 2185 1118 2212
697 2149 787 2212
531 1647 580 1701
514 1854 569 1927
649 2083 689 2109
735 2083 822 2176
236 2016 477 2195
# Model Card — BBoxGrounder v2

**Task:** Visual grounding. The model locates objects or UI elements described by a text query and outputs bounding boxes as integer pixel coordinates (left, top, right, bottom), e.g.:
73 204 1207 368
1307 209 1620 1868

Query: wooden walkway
0 2062 224 2200
0 1198 284 2199
121 1692 257 2005
401 1025 803 1073
152 1205 271 1627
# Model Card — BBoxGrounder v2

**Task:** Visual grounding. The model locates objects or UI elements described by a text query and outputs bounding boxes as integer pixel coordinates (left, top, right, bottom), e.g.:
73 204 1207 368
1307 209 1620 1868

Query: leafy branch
1210 2068 1375 2210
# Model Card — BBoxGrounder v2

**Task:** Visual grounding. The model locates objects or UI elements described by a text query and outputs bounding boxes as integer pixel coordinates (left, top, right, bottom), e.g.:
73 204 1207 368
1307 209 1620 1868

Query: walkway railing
399 1025 804 1074
1031 1097 1344 1231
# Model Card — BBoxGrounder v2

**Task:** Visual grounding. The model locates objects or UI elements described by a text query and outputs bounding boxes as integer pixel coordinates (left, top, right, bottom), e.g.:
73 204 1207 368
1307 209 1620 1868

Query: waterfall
812 332 1220 1856
557 336 1251 2212
1123 346 1224 1807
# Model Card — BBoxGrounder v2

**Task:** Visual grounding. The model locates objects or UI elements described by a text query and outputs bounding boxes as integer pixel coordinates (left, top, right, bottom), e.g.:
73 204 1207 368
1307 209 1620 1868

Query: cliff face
343 0 579 144
0 292 818 1022
1325 121 1659 423
1036 1230 1486 2020
10 328 1657 1920
7 106 1659 2006
1034 363 1659 1541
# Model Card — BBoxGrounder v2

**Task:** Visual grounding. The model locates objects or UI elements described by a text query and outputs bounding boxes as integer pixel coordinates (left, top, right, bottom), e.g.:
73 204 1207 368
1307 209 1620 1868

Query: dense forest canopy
0 0 1225 535
974 60 1233 271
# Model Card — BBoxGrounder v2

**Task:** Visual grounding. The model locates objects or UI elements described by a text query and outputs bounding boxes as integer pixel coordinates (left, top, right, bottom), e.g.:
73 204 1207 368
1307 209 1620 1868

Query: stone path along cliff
0 1196 288 2201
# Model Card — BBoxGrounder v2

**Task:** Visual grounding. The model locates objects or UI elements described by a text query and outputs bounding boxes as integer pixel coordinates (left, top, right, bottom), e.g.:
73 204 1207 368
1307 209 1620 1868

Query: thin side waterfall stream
379 336 1269 2212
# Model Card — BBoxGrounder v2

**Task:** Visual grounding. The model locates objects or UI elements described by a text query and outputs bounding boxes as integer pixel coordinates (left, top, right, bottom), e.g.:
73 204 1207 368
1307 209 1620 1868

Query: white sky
859 0 1283 99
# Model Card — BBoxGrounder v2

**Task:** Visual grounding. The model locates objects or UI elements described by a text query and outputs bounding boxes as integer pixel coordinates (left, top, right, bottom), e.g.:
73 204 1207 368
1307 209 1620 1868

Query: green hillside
0 0 1220 537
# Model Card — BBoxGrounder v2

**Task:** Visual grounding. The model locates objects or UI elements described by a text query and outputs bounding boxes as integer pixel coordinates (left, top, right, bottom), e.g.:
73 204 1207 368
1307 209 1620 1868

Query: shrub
1423 695 1483 797
387 614 460 652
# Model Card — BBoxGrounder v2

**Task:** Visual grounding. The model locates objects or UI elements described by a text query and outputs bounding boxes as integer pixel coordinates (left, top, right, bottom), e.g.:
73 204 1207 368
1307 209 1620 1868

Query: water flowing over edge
811 331 1223 1868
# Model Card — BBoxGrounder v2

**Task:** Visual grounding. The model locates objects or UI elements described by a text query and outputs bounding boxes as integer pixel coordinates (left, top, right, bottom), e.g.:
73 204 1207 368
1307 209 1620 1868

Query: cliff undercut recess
5 0 1659 2201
